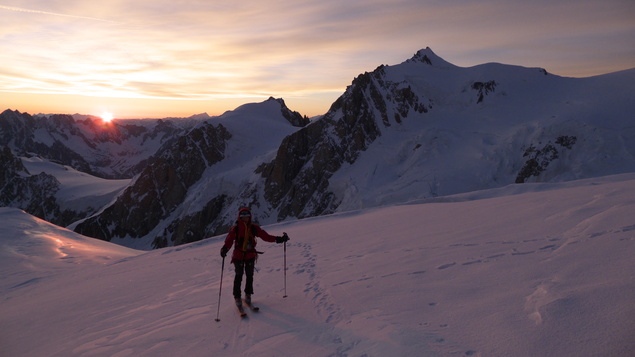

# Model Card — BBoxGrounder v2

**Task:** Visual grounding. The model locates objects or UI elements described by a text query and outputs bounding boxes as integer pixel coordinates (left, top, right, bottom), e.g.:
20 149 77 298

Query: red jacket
223 217 277 263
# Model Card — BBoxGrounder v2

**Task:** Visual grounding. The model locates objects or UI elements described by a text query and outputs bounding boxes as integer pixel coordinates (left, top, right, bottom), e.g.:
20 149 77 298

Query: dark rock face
75 123 231 243
0 145 27 185
407 49 433 65
258 118 337 220
258 63 432 221
472 81 497 103
515 136 578 183
0 145 81 225
268 97 310 127
0 110 35 150
158 194 228 248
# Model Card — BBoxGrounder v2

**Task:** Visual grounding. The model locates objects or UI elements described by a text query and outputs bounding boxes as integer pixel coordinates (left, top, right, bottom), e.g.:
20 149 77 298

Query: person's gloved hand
220 246 229 257
276 233 290 244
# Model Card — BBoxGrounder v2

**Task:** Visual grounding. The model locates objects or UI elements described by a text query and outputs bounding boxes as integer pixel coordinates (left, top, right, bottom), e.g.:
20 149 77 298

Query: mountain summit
405 47 457 69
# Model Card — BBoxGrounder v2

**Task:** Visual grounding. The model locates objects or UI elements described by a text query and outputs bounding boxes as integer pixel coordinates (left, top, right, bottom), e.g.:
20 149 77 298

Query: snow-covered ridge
21 156 130 212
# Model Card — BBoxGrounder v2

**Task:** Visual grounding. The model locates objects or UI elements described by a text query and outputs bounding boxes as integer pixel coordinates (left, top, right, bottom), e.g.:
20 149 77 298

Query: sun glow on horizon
100 112 114 123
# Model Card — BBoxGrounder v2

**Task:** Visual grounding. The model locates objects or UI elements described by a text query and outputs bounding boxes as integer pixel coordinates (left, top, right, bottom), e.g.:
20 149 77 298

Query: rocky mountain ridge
0 109 195 179
2 48 634 249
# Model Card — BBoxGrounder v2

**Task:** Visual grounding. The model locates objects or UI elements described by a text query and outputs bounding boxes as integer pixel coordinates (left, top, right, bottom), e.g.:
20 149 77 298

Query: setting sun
101 112 114 123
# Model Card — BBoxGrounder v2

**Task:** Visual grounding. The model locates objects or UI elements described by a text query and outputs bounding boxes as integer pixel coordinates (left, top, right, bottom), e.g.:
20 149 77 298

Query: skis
235 300 259 318
235 299 259 318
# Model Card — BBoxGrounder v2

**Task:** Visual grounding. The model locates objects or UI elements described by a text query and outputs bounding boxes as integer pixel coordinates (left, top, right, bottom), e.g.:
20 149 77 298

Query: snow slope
1 173 634 356
21 156 131 214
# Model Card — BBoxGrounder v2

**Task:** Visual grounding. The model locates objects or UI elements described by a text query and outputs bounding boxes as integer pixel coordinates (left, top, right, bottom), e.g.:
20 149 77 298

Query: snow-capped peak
404 47 457 69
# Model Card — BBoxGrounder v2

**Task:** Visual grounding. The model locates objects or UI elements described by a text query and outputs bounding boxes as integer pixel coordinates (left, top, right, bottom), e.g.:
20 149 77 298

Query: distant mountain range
2 47 634 249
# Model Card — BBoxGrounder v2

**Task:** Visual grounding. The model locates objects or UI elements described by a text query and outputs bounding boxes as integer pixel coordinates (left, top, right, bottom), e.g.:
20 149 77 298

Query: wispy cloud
0 4 116 23
1 0 634 118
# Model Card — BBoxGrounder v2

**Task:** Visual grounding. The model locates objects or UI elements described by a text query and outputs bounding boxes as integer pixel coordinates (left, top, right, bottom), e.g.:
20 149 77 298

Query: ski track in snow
434 235 564 270
295 242 343 324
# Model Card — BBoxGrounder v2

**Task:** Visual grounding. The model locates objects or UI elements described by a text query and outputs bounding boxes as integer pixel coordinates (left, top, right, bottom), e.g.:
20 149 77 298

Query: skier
220 207 288 308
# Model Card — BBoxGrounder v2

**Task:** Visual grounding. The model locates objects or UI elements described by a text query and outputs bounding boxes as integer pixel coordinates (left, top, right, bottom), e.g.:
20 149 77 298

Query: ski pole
215 256 225 322
283 232 288 298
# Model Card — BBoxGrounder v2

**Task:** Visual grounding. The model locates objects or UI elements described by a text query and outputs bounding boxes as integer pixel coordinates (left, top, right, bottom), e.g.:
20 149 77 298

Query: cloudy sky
1 0 634 119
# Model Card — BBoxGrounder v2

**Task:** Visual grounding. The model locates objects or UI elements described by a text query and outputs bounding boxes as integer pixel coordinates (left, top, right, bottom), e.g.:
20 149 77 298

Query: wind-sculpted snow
1 174 634 356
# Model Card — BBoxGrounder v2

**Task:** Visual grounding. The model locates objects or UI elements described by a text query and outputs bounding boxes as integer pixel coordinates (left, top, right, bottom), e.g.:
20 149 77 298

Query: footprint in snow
437 262 456 270
461 259 482 266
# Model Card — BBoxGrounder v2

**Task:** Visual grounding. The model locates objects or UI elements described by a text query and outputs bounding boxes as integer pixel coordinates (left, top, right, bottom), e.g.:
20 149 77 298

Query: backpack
234 222 258 251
